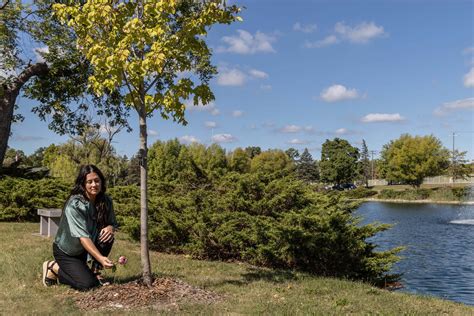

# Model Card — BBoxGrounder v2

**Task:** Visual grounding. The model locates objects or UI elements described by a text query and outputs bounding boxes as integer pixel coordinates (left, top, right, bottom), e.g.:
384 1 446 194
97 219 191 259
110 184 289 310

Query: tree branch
0 0 10 10
9 62 48 94
122 70 140 112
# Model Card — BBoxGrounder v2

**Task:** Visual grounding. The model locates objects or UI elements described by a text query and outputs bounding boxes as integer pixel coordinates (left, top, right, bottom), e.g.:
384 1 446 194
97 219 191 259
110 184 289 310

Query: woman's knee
74 277 99 291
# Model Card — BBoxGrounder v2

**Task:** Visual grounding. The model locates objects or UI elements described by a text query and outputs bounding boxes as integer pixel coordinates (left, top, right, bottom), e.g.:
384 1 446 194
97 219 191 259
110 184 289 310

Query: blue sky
10 0 474 160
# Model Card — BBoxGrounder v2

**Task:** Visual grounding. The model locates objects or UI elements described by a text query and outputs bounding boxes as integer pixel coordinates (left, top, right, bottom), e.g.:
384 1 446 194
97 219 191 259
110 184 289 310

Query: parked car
332 183 357 191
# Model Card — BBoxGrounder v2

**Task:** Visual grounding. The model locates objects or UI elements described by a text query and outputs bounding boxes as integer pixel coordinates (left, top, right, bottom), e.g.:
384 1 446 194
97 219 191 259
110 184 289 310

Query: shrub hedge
0 170 401 284
107 172 401 284
0 177 69 221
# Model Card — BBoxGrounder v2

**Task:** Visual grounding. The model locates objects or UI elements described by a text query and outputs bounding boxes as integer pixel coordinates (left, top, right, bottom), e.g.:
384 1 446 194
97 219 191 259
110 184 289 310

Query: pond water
356 200 474 306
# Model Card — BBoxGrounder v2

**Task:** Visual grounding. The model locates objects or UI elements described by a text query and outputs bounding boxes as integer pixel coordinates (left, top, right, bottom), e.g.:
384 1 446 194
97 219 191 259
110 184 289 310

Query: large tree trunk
0 62 48 165
138 99 152 286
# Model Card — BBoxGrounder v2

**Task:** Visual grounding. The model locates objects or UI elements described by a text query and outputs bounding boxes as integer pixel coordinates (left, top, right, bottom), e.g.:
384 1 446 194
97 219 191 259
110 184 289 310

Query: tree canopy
379 134 449 187
319 138 359 185
0 0 129 166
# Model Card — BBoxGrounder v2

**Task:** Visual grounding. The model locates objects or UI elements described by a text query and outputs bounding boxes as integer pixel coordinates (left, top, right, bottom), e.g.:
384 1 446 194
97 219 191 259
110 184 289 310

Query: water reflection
356 199 474 305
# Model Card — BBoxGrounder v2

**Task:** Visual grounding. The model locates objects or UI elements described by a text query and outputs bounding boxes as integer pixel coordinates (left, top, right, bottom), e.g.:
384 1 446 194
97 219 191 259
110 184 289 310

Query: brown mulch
74 277 222 311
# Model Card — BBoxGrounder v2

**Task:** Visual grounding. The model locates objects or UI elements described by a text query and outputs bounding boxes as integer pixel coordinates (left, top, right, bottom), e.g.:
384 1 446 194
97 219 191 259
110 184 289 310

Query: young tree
319 138 359 185
360 139 371 187
53 0 240 285
379 134 449 187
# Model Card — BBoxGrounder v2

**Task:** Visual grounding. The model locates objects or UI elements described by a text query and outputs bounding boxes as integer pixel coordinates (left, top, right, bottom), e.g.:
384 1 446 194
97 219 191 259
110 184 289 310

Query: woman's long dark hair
70 164 109 229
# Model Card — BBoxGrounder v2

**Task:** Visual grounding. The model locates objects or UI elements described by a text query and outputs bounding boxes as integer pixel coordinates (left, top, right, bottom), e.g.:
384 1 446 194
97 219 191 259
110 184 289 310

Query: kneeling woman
42 164 118 290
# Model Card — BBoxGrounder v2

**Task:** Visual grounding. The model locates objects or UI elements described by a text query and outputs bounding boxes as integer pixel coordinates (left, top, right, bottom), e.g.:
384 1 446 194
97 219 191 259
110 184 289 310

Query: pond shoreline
357 198 474 205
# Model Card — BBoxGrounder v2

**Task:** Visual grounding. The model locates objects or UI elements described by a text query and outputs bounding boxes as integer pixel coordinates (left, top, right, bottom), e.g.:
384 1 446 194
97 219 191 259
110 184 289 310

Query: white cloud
12 135 46 141
464 67 474 88
280 125 302 133
304 21 386 49
463 47 474 55
304 35 339 48
304 126 315 133
232 110 243 117
248 69 268 79
148 129 158 136
179 135 201 144
212 133 237 143
217 66 269 87
293 22 317 33
217 68 246 86
34 46 49 63
287 138 308 145
434 98 474 116
335 128 348 135
99 124 119 135
205 121 217 128
320 84 360 102
217 30 276 54
334 21 387 43
185 100 220 116
260 84 272 90
361 113 405 123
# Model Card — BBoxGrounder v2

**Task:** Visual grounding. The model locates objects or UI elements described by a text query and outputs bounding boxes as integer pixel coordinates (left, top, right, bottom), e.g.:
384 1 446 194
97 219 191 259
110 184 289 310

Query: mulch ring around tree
74 276 223 311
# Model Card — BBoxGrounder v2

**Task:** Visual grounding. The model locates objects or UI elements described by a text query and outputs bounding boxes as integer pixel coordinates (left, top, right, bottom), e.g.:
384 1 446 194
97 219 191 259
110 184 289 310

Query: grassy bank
342 183 473 204
1 222 472 315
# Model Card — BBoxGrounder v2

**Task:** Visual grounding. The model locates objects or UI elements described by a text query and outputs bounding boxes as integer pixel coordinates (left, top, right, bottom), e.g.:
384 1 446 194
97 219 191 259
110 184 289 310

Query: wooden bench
37 209 62 237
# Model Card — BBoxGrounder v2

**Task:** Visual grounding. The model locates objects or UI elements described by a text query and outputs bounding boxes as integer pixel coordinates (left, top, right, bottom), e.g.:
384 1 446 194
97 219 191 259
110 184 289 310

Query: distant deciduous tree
250 150 291 175
379 134 449 187
229 147 251 173
447 149 471 182
245 146 262 159
319 138 359 185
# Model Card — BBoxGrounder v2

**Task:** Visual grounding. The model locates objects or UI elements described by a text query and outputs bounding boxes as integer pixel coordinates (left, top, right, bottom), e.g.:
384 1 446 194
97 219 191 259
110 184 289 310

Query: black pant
52 239 113 291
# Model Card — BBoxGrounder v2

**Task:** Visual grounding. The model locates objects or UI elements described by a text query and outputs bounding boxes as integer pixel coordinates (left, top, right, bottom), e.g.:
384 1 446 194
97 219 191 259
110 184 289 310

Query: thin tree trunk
0 62 48 165
138 95 152 286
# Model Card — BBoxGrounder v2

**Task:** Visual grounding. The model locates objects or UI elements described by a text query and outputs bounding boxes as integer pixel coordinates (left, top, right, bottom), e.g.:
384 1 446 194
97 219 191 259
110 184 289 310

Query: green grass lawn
1 222 472 315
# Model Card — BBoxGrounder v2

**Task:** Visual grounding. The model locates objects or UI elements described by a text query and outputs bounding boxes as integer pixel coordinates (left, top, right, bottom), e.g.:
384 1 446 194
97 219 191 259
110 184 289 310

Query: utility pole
370 150 377 180
452 131 456 164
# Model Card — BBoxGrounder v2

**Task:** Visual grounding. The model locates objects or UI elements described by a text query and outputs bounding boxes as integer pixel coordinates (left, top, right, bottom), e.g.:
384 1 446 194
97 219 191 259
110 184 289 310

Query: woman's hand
99 256 114 269
99 225 114 243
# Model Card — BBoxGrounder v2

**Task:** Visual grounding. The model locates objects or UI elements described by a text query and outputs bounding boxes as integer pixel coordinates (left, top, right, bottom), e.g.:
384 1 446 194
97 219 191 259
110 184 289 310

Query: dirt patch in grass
74 276 222 311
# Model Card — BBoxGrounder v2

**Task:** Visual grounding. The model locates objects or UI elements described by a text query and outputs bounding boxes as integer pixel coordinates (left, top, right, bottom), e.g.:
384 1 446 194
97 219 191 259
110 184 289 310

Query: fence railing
368 175 474 186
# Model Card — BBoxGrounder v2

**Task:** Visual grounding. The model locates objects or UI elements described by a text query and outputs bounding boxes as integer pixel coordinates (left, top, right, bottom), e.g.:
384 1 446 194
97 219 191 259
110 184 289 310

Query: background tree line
3 132 471 188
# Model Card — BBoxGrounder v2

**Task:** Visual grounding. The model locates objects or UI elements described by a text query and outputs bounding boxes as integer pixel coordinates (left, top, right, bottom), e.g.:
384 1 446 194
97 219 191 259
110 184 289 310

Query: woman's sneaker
42 261 58 287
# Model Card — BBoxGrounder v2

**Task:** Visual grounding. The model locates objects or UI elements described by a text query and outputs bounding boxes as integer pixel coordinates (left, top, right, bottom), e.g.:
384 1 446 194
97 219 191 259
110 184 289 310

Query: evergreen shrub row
108 172 401 284
0 176 69 221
